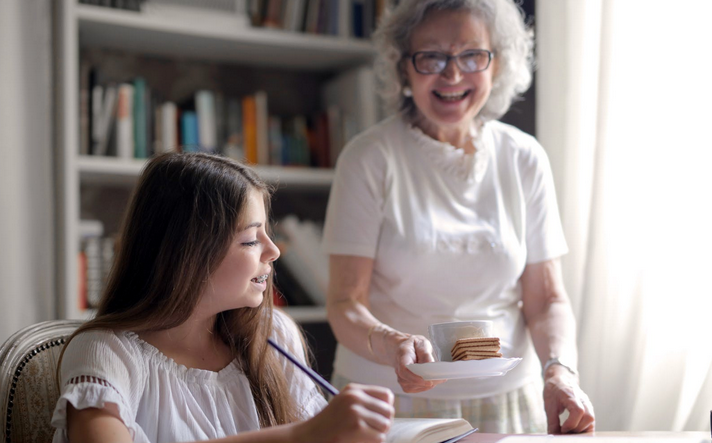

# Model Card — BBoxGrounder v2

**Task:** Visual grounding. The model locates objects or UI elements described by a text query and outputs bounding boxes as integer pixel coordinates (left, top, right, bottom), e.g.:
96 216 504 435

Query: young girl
51 153 394 443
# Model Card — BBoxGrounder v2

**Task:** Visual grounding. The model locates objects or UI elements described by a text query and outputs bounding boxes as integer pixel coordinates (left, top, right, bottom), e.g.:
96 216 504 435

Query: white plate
407 358 522 380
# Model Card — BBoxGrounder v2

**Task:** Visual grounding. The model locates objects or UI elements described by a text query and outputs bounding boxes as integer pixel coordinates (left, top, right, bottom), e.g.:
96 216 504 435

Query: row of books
80 68 363 168
77 220 114 310
79 0 146 11
250 0 387 39
80 0 386 40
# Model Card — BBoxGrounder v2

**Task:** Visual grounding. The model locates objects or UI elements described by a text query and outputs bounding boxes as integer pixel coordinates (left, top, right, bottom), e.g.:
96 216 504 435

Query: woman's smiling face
405 9 496 133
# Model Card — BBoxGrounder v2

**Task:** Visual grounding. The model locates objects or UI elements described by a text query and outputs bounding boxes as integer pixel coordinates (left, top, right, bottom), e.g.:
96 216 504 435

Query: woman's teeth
434 90 469 101
252 275 268 284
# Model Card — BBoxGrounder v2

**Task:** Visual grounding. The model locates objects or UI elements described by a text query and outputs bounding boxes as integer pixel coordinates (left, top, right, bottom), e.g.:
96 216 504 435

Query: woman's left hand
543 367 595 434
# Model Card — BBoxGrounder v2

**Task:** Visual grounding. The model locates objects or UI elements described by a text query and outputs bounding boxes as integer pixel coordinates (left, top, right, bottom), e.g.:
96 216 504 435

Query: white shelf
77 4 375 70
77 156 334 187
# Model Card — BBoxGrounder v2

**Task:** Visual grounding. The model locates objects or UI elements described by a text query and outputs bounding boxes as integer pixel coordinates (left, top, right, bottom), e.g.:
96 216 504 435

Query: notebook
387 418 475 443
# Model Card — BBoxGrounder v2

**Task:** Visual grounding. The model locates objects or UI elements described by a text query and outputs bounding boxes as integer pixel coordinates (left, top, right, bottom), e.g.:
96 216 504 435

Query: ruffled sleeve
272 309 328 419
51 330 149 443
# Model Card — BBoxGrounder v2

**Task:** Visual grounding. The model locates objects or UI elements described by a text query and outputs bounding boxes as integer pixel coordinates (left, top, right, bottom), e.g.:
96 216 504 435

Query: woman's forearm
526 299 579 377
327 255 407 366
520 260 579 378
328 297 383 362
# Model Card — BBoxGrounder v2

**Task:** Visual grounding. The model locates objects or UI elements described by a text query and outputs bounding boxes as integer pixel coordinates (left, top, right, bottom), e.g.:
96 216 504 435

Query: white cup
428 320 493 362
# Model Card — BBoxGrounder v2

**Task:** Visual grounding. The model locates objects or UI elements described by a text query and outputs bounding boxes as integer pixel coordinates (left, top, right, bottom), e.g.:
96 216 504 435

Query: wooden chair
0 320 82 443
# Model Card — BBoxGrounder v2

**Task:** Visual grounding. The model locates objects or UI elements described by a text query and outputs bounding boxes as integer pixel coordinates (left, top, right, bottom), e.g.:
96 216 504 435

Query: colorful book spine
254 90 269 165
116 83 135 159
196 90 217 152
133 77 148 159
242 95 258 164
160 102 178 153
181 111 199 152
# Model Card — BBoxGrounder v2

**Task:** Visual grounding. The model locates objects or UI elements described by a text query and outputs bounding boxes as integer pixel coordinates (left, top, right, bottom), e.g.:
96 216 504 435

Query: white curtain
537 0 712 432
0 0 54 343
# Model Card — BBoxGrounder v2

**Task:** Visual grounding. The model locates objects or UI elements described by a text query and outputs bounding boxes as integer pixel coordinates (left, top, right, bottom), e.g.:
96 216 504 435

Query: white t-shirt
51 309 327 443
322 115 568 399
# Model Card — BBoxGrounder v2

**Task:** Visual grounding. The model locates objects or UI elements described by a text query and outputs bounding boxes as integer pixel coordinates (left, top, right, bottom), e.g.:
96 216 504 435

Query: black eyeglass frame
407 49 494 75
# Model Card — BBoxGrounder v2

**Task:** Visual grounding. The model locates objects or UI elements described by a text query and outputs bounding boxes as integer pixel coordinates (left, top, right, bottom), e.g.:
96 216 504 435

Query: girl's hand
382 330 447 393
295 383 395 443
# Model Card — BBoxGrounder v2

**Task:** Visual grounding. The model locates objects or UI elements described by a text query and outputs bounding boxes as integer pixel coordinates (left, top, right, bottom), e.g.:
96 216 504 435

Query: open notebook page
387 418 474 443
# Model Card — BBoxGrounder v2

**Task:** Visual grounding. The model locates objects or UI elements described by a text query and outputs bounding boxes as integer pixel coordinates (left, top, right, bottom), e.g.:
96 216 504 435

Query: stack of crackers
451 337 502 361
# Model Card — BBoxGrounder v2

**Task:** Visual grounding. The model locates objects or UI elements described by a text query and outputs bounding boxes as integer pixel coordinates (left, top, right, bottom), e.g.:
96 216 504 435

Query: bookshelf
54 0 378 323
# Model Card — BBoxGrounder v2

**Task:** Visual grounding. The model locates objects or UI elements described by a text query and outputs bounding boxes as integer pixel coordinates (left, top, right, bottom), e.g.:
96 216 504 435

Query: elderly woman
322 0 595 434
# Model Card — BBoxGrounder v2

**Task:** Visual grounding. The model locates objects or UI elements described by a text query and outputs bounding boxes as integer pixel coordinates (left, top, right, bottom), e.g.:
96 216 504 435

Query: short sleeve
518 140 568 264
322 133 389 258
272 309 328 419
51 330 148 443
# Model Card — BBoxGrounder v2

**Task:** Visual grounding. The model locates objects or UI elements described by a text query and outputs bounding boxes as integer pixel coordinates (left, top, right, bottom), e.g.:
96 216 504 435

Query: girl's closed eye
242 240 260 247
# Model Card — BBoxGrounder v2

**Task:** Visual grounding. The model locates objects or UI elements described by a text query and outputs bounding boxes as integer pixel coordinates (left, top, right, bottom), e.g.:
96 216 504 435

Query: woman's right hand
379 329 447 393
295 383 394 443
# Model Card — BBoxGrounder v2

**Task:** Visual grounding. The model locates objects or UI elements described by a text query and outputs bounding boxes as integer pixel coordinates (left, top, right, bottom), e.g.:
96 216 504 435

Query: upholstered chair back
0 320 82 443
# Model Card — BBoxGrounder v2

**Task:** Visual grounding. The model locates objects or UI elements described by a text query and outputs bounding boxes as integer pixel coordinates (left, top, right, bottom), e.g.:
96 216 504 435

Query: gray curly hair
373 0 534 122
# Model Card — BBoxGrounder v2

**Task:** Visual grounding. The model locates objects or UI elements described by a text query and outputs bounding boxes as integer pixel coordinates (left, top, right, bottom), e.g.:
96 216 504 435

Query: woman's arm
327 254 444 393
520 259 595 434
66 384 394 443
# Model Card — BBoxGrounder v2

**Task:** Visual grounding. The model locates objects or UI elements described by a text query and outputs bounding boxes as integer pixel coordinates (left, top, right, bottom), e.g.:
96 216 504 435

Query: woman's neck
413 115 477 154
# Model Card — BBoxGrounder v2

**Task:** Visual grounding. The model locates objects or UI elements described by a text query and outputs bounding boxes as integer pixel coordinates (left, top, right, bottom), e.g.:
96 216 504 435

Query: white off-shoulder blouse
51 310 327 443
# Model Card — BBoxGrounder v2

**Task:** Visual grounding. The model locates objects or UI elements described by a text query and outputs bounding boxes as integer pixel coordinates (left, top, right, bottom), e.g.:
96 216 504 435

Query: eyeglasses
408 49 494 75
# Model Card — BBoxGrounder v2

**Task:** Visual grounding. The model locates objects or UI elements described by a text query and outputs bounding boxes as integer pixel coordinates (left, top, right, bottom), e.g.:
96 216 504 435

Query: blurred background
0 0 710 433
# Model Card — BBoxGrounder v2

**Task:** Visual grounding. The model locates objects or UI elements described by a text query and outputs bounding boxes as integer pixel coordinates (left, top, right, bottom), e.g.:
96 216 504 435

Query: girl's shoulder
62 329 148 373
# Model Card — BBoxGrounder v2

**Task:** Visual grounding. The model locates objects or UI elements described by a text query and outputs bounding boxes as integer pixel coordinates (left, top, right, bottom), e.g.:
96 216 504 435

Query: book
92 84 117 156
305 0 321 33
116 83 135 159
337 0 351 38
242 95 258 163
224 97 243 160
283 0 306 32
79 61 92 156
133 77 148 159
268 115 283 166
160 101 178 154
196 90 217 152
387 418 474 443
254 90 269 164
180 111 199 152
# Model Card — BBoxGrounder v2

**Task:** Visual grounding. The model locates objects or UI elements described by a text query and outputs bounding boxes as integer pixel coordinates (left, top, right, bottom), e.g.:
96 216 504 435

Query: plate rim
406 357 522 380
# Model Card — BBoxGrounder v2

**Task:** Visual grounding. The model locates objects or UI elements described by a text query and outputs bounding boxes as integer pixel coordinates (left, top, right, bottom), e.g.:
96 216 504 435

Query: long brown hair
59 153 302 426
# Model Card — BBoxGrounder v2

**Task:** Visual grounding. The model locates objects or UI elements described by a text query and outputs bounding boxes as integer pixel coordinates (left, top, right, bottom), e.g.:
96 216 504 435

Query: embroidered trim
65 375 124 400
406 118 491 183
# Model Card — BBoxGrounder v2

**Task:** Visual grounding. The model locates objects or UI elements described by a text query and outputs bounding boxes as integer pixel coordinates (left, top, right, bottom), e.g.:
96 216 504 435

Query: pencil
267 338 340 397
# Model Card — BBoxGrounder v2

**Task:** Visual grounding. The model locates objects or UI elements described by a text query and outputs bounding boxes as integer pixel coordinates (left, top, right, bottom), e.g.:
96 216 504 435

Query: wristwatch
542 357 578 377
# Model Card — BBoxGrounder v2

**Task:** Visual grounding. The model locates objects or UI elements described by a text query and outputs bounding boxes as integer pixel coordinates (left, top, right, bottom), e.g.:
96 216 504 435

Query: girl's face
201 189 280 314
405 9 496 133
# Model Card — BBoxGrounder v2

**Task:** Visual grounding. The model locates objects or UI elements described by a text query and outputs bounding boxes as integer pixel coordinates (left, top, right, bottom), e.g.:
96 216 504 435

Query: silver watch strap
542 357 577 377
